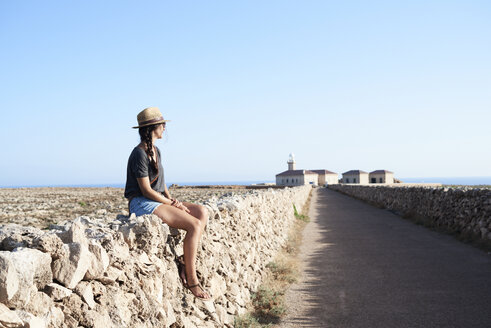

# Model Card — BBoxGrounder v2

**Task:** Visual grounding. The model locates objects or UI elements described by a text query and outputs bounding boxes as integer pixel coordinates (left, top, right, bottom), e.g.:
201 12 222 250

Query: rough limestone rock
56 217 89 245
52 243 90 289
84 241 110 280
44 283 72 301
0 255 18 305
0 302 23 327
15 310 46 328
31 232 66 260
118 215 170 255
74 281 96 310
0 248 52 308
0 186 311 327
24 289 53 317
46 306 65 328
0 225 44 252
13 248 53 290
97 265 124 285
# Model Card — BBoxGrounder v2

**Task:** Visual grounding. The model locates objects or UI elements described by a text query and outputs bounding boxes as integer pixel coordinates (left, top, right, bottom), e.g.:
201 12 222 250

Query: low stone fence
328 185 491 244
0 185 311 328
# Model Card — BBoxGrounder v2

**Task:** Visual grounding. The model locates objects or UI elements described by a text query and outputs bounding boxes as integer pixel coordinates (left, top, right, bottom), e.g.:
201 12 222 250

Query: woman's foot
186 282 211 300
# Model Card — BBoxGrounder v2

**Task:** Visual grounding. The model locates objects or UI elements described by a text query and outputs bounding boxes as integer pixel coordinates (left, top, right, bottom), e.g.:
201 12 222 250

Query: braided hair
138 125 159 171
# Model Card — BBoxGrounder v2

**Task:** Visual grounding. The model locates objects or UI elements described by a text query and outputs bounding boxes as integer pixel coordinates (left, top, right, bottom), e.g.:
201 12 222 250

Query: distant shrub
293 204 309 222
234 314 266 328
266 261 296 283
251 287 286 323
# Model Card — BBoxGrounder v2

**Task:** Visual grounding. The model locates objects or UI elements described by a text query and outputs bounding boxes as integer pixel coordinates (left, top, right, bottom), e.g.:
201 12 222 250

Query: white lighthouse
287 153 296 171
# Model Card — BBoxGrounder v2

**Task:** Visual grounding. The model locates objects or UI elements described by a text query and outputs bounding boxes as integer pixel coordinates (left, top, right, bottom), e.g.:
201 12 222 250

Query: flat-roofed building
312 169 339 185
276 169 318 186
342 170 369 184
275 153 339 187
369 170 394 184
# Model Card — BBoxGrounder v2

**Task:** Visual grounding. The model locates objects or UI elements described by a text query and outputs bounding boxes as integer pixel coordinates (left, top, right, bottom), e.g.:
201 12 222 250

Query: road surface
280 188 491 328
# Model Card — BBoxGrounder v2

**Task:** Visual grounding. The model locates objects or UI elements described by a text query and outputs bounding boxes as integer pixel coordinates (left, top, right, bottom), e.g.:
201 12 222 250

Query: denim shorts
129 196 162 216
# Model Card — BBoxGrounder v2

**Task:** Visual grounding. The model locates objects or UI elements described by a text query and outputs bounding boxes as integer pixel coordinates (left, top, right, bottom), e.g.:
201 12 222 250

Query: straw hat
132 107 170 129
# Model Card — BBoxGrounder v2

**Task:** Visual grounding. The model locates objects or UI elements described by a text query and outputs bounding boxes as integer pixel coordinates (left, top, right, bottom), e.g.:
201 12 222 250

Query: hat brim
132 119 171 129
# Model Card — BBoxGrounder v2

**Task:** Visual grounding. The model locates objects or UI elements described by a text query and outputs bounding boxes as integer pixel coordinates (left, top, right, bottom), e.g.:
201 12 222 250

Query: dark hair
138 124 159 170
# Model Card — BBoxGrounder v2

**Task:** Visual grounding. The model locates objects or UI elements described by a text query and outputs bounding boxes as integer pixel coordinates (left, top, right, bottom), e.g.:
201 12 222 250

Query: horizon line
1 176 491 189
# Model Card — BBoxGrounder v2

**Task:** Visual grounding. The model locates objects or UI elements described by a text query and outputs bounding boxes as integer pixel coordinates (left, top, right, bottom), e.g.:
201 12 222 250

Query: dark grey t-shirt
124 146 166 199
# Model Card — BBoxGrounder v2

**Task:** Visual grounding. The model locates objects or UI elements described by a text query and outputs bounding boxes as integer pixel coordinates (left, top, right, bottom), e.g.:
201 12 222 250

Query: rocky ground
0 187 249 229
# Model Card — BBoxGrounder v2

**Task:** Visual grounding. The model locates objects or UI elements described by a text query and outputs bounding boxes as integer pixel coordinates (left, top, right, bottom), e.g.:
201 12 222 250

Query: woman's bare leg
153 204 210 299
182 202 209 237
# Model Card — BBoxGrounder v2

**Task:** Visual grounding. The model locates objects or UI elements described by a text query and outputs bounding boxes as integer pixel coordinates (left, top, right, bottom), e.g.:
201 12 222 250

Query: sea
399 176 491 186
0 180 276 189
1 177 491 188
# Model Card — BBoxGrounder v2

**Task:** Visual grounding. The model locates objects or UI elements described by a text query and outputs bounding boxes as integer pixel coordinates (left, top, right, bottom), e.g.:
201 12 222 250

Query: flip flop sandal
186 283 211 300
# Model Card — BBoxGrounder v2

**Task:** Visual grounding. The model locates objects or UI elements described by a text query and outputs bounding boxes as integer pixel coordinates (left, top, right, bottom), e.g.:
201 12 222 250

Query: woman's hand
171 198 190 213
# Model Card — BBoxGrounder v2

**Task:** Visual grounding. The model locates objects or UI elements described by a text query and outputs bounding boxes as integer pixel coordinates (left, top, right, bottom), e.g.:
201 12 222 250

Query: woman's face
153 122 166 139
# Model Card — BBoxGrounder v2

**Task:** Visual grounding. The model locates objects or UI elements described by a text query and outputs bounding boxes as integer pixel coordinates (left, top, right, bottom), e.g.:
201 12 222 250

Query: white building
342 170 369 184
276 169 318 186
276 154 338 186
312 170 339 185
369 170 394 184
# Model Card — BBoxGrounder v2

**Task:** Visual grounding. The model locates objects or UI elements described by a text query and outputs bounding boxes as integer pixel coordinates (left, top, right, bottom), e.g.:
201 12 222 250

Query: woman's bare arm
136 177 190 213
137 177 172 204
163 184 171 199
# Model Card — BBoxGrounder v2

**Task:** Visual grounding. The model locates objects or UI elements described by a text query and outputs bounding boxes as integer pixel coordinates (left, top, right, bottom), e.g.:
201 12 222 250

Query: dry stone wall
328 185 491 244
0 186 311 328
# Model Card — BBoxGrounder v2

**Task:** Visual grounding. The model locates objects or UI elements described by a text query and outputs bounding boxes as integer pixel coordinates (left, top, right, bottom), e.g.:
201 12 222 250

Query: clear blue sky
1 0 490 186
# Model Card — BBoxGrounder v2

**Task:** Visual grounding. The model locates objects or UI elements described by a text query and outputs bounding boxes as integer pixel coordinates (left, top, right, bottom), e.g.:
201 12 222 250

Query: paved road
280 188 491 328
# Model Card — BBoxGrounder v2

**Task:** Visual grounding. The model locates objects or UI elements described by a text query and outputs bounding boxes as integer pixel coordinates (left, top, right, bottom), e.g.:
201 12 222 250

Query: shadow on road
282 188 491 328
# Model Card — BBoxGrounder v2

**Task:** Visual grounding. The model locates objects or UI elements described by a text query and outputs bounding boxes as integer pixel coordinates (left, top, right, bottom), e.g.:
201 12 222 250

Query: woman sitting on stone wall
124 107 210 300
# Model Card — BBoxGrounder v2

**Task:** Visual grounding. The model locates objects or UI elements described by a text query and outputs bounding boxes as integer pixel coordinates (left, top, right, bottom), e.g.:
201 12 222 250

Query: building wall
369 173 394 184
343 173 369 184
325 174 339 185
276 173 319 186
369 173 385 183
342 174 354 183
317 174 340 185
276 175 305 186
303 173 318 186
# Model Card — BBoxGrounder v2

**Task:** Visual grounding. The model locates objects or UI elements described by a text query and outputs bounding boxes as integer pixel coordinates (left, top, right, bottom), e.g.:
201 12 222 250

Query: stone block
84 241 110 280
52 242 90 289
57 218 89 245
75 281 96 310
44 282 72 301
97 266 123 285
25 290 53 317
15 310 46 328
0 254 19 304
0 248 52 308
31 232 65 260
0 303 23 328
46 306 64 328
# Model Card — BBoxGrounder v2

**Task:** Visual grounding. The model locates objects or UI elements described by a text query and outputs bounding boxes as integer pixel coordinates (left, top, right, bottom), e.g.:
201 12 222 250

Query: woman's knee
199 205 209 224
189 218 202 233
187 203 209 225
200 205 210 221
